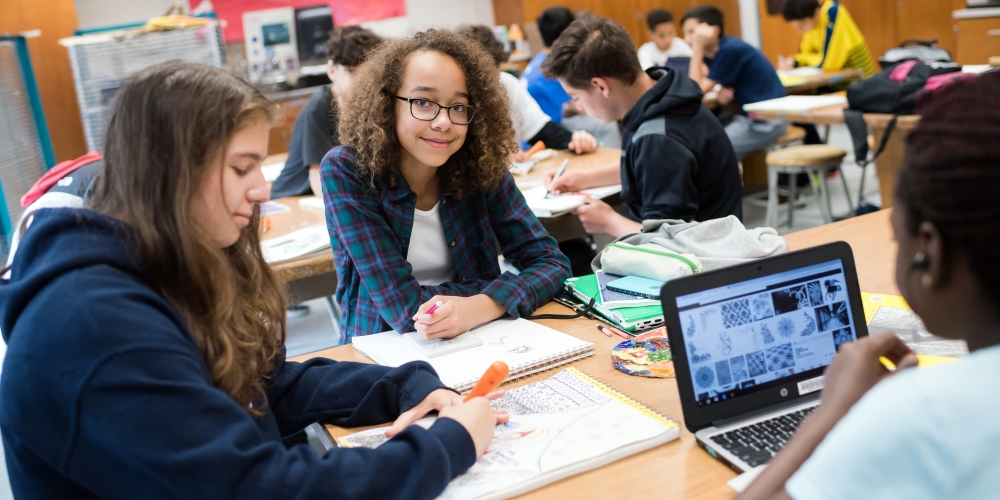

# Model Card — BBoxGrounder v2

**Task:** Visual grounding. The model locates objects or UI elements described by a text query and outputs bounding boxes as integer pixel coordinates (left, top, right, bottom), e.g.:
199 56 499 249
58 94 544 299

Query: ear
918 221 948 289
326 61 336 83
591 77 612 98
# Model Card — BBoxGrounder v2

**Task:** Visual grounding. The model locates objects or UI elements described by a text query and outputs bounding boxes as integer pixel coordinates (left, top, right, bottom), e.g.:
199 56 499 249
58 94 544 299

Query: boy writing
542 16 742 239
682 6 788 159
778 0 877 78
637 9 693 71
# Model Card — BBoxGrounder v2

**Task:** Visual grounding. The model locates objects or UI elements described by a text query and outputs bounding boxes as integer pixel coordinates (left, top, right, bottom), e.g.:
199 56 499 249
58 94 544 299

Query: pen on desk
544 159 570 199
597 324 629 339
463 361 510 402
608 325 631 339
595 324 612 337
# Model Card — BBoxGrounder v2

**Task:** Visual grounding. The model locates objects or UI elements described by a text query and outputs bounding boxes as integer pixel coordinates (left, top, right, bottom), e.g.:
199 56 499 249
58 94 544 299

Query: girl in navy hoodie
0 60 503 499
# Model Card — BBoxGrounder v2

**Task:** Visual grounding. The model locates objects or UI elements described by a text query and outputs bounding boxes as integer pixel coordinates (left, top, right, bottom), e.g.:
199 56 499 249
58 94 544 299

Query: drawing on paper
746 350 767 377
729 355 748 382
824 279 843 302
718 332 732 356
715 359 733 386
721 298 753 329
806 281 824 306
752 293 774 321
695 366 715 388
831 327 853 351
868 306 968 357
815 301 849 332
488 335 508 345
765 343 795 371
505 345 534 354
800 310 817 337
490 369 610 415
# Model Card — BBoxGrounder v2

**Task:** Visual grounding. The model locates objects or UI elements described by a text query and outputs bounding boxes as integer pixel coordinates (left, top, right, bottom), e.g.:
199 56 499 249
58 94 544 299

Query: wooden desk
291 209 896 500
264 148 623 300
781 68 863 95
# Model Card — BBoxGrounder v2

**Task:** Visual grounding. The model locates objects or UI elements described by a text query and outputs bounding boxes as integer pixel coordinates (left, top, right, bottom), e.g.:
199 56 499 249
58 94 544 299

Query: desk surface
290 209 896 500
746 92 922 130
782 68 863 94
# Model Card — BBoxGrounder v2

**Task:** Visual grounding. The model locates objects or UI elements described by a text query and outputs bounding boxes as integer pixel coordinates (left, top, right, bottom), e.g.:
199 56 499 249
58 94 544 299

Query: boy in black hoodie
542 16 742 238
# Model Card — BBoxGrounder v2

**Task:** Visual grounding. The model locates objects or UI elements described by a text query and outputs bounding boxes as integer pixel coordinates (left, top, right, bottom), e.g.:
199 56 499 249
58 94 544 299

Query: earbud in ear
912 252 929 270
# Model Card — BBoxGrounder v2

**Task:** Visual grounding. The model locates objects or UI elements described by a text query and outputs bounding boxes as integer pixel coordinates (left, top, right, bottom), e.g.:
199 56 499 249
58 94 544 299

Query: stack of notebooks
563 271 664 333
352 318 596 393
338 368 680 500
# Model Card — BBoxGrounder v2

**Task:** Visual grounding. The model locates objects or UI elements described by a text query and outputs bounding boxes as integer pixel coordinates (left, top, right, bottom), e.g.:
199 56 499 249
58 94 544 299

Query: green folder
564 274 664 332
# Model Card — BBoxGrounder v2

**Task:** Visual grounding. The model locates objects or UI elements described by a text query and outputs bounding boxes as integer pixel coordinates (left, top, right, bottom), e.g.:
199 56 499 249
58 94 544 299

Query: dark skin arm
737 333 918 500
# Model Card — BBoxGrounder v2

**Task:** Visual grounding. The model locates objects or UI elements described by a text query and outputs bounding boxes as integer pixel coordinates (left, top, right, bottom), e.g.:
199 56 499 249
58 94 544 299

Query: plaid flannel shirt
321 146 571 343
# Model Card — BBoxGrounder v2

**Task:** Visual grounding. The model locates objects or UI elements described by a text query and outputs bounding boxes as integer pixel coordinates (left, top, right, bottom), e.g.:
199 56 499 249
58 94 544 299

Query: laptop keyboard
709 406 818 467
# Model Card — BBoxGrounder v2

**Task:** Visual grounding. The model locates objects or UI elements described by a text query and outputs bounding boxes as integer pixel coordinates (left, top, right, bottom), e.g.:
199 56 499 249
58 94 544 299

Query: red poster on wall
204 0 406 42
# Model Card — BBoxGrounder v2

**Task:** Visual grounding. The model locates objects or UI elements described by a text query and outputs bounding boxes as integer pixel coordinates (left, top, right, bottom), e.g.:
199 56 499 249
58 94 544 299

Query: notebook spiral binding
456 345 596 393
566 367 678 428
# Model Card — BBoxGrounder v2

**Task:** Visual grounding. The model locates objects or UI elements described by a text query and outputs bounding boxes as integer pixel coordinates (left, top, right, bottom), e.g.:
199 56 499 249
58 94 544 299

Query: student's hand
412 295 506 340
692 23 717 51
439 397 506 458
511 150 529 163
717 86 735 105
545 170 591 195
567 130 598 154
777 55 795 71
572 197 642 238
385 389 509 439
818 333 918 421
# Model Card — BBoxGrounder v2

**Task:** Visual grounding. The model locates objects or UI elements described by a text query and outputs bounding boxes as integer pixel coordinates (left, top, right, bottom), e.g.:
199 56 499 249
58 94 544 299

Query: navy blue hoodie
0 209 475 499
620 67 743 223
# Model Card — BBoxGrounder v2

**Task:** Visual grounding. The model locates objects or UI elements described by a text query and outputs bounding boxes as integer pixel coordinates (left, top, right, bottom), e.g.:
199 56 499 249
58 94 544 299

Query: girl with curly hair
322 29 571 341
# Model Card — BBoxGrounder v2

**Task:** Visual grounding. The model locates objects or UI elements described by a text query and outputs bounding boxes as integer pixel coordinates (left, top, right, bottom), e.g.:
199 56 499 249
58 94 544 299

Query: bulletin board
205 0 406 42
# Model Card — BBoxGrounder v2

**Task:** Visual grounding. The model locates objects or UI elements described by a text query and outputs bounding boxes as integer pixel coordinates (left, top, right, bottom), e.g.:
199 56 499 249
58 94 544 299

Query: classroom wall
74 0 179 30
362 0 496 38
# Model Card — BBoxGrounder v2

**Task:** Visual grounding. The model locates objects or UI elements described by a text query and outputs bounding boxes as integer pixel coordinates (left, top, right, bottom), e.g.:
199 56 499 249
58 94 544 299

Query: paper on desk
743 95 847 113
262 162 284 183
778 67 824 78
299 196 324 211
522 185 622 218
261 225 330 263
259 201 291 216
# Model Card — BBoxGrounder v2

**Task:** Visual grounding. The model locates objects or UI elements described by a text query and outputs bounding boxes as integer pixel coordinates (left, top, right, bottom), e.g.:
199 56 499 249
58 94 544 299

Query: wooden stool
773 126 806 148
765 145 848 228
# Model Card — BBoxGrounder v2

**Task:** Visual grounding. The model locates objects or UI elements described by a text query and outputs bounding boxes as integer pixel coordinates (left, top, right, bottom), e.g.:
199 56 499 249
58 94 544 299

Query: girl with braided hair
739 71 1000 499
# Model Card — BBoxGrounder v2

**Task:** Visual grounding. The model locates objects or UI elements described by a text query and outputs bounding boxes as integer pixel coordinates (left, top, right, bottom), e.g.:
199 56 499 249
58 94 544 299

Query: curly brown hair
458 25 508 67
338 29 516 198
324 25 383 67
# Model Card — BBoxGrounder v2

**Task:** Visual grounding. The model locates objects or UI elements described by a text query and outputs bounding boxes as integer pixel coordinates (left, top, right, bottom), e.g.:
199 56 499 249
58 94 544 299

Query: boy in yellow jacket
778 0 876 77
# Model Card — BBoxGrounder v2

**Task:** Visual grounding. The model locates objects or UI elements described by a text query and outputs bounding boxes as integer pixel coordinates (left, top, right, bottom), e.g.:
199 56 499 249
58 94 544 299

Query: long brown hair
338 29 516 199
88 60 286 414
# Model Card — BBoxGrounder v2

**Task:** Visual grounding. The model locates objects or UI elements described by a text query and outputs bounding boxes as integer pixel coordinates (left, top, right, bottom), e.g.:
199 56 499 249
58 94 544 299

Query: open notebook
338 368 679 500
521 185 622 218
261 225 330 263
352 319 595 393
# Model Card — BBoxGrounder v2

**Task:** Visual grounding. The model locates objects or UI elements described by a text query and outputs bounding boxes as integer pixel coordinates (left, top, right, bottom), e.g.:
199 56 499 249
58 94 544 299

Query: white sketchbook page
403 331 483 358
742 95 847 112
260 225 330 263
351 319 594 389
777 67 823 78
521 185 623 218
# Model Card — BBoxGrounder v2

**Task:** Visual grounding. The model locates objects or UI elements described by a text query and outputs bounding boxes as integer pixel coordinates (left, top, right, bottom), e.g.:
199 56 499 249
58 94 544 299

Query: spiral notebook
337 368 679 500
351 319 596 393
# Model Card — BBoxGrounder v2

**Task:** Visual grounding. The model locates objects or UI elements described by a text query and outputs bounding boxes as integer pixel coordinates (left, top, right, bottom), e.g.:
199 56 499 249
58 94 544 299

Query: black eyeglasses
395 96 476 125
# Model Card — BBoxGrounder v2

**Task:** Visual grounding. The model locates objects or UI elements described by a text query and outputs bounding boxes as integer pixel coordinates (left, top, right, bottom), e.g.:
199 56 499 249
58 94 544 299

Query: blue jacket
0 209 475 499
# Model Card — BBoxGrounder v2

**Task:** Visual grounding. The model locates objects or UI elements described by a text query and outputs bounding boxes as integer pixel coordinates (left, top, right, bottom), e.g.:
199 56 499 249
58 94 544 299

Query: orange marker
463 361 509 402
524 140 546 158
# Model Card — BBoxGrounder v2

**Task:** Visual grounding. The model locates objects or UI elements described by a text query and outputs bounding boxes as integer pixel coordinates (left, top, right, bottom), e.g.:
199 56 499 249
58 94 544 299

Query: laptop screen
674 259 858 407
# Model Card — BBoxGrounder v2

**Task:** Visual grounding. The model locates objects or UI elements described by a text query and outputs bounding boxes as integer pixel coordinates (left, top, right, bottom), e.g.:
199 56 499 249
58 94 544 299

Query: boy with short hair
637 9 693 71
270 26 382 199
520 6 576 124
542 16 742 239
682 5 788 159
777 0 877 78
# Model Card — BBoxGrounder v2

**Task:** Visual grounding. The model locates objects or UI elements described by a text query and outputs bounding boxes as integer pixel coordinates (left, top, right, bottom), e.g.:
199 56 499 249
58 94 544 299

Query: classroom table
746 94 921 209
262 147 623 303
291 209 897 499
703 68 864 108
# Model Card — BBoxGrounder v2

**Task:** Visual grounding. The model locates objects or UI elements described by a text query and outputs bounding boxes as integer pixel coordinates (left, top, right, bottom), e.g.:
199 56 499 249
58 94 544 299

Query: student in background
778 0 877 78
458 25 596 158
682 6 788 159
542 16 742 238
270 26 382 199
739 72 1000 500
323 30 571 341
0 60 505 499
637 8 693 71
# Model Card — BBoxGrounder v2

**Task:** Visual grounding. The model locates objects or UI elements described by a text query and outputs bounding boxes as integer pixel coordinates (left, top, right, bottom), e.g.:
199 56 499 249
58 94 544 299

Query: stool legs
809 168 834 224
766 166 780 228
787 173 797 228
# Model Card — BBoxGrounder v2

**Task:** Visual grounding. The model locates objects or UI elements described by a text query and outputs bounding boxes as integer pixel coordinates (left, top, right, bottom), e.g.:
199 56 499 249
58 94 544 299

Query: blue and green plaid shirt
321 146 571 343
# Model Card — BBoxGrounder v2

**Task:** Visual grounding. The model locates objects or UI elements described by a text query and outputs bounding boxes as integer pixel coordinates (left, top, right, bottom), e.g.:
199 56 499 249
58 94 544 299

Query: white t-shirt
499 71 551 144
637 39 694 70
407 202 456 286
786 343 1000 499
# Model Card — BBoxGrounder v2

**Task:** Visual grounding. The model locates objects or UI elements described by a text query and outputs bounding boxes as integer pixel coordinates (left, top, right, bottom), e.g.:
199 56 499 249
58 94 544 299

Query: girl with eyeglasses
322 30 571 342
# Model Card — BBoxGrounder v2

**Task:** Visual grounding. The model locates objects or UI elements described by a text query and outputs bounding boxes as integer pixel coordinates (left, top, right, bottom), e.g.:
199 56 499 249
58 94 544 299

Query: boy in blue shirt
520 6 574 124
682 6 787 159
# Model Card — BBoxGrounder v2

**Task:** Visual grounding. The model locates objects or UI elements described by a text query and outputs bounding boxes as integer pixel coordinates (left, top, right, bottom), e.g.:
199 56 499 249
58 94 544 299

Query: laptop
659 242 868 472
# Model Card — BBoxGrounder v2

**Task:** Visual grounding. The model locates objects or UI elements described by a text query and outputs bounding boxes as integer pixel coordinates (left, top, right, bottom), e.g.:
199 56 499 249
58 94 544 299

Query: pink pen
425 300 443 316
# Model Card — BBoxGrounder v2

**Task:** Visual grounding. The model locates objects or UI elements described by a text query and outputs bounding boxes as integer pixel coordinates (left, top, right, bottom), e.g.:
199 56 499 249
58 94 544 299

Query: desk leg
871 125 906 209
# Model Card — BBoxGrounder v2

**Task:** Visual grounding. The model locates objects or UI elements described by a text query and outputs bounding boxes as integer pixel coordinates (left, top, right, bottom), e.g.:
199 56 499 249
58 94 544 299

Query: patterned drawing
751 293 774 321
687 315 696 336
505 345 534 354
760 322 776 344
831 327 854 351
721 298 753 329
690 344 712 364
715 359 733 386
695 366 715 388
824 279 843 303
700 309 717 331
806 281 824 306
800 310 817 336
489 369 610 415
718 332 732 356
772 285 809 315
746 350 767 377
729 355 748 382
777 316 795 339
816 301 850 332
765 343 796 371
